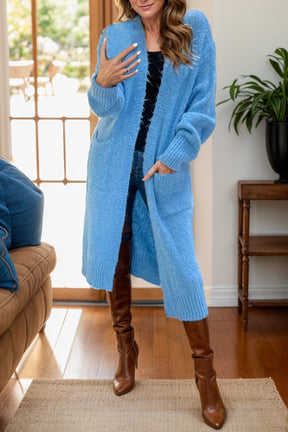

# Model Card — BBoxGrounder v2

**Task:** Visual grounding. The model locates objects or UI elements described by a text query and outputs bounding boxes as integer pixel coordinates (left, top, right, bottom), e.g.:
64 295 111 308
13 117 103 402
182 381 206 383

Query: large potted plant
218 47 288 183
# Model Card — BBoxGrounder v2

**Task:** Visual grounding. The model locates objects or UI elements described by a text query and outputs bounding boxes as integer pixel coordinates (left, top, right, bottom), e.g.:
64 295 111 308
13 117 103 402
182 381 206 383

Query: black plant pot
265 120 288 184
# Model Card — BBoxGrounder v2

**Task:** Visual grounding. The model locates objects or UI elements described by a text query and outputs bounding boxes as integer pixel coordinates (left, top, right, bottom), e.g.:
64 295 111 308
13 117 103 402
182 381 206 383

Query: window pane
8 0 35 115
10 94 35 117
41 183 89 288
38 120 64 180
36 0 90 118
66 120 90 180
11 120 37 179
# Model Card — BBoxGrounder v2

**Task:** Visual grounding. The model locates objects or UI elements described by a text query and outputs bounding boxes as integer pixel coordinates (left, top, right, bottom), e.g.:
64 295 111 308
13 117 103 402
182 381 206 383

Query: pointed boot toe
202 405 227 430
113 377 135 396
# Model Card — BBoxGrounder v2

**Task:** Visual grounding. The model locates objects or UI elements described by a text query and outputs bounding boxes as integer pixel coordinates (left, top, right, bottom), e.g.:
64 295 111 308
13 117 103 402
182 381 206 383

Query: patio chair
30 60 65 96
9 60 34 101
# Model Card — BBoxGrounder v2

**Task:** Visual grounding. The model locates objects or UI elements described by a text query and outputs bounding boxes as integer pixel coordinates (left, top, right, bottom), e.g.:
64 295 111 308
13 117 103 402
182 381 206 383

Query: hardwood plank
207 307 224 322
138 308 154 373
166 318 190 379
96 316 116 379
50 308 83 376
19 308 82 379
64 307 110 379
209 319 235 378
153 307 168 358
17 308 68 379
153 356 170 379
252 308 288 405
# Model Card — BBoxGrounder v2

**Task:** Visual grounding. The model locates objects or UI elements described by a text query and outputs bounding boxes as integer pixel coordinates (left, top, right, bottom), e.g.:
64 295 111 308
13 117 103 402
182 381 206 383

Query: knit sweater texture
82 10 216 321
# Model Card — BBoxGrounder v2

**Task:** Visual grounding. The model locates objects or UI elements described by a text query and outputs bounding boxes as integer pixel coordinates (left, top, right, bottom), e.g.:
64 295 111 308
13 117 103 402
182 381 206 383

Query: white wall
188 0 288 305
186 1 214 303
212 0 288 304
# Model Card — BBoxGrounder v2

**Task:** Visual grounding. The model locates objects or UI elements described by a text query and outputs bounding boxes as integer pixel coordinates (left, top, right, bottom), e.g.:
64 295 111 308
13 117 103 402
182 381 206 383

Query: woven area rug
5 378 288 431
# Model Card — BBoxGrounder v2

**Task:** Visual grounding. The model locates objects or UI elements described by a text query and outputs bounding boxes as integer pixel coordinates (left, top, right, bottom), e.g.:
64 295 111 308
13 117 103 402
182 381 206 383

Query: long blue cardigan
82 10 216 321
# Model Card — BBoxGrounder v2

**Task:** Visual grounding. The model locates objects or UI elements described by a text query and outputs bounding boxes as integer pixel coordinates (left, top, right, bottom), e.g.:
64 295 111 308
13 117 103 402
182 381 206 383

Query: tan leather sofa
0 242 56 393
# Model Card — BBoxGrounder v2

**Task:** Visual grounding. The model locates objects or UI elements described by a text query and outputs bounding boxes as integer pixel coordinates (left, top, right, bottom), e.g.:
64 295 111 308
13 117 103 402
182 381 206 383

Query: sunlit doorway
7 0 117 300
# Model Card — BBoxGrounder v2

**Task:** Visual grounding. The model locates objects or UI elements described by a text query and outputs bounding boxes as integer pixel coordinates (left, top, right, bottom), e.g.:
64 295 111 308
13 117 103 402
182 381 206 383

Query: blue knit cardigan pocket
153 164 193 217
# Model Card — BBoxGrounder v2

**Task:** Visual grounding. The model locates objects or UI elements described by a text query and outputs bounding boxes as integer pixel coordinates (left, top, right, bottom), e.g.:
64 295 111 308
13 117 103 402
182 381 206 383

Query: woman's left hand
142 160 176 181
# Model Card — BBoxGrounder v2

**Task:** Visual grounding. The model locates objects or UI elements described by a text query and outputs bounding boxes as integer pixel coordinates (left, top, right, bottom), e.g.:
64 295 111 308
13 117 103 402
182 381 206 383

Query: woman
82 0 226 429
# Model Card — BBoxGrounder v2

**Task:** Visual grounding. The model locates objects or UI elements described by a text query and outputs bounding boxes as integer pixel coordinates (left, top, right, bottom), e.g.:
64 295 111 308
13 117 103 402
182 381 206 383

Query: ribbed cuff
163 276 208 321
89 74 121 113
158 135 200 172
82 259 115 292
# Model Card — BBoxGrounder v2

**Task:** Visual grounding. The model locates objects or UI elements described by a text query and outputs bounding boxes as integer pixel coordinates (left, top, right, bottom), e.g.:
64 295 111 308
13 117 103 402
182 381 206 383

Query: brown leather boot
107 236 139 396
183 318 226 429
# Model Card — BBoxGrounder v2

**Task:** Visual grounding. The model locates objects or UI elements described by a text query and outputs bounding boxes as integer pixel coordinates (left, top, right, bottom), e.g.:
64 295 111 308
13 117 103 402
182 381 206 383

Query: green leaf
235 99 254 113
255 113 267 128
228 102 245 133
234 111 245 134
229 79 239 100
262 80 277 90
269 59 284 78
279 69 287 120
216 97 234 107
270 97 281 119
245 112 254 133
275 48 288 69
240 82 266 92
244 74 272 88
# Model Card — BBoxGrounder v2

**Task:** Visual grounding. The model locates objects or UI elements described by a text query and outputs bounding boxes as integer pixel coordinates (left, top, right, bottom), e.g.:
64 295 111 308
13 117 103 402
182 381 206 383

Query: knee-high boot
183 318 226 429
107 237 139 396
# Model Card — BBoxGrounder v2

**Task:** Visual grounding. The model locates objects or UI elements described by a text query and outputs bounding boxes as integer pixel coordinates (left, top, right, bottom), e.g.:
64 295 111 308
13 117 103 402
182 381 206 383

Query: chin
136 3 162 17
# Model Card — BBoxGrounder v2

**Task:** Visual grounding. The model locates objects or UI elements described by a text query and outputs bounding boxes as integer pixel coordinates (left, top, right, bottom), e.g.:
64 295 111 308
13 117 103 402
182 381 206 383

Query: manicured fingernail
133 42 138 47
136 69 139 72
137 50 141 55
138 59 141 63
104 37 107 41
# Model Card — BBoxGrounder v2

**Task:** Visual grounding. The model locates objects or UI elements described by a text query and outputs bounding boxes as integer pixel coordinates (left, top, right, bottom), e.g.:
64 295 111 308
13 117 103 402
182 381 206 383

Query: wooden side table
238 181 288 330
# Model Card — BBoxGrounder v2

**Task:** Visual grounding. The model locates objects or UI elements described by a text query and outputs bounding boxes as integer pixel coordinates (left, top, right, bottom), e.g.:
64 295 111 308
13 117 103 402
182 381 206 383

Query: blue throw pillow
0 182 11 249
0 158 44 249
0 226 19 292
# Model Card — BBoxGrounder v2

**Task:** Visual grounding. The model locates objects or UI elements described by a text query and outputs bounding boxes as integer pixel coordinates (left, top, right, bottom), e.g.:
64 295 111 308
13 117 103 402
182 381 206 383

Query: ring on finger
125 67 129 74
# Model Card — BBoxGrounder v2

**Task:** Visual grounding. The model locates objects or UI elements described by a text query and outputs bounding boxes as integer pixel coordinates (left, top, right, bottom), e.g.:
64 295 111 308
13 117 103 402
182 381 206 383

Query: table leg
242 200 250 331
242 254 249 331
238 199 244 313
238 239 243 314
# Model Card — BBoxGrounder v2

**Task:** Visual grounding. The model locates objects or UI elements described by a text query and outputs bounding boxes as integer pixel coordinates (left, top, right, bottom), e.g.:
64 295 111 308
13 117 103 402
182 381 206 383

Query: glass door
7 0 117 300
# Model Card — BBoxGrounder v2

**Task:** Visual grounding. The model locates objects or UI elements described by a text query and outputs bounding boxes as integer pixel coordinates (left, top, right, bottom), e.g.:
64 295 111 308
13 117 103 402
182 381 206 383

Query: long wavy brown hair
114 0 193 68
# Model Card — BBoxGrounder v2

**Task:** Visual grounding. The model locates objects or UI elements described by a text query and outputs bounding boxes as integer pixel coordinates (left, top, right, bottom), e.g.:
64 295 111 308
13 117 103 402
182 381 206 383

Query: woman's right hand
96 38 141 88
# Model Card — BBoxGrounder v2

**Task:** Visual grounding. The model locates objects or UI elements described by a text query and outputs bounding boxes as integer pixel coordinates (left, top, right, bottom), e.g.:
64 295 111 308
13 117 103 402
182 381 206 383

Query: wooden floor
1 306 288 430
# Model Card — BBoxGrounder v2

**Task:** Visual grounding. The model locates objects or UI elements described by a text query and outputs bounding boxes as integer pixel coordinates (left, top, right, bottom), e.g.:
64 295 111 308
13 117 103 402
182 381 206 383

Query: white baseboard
206 285 288 307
